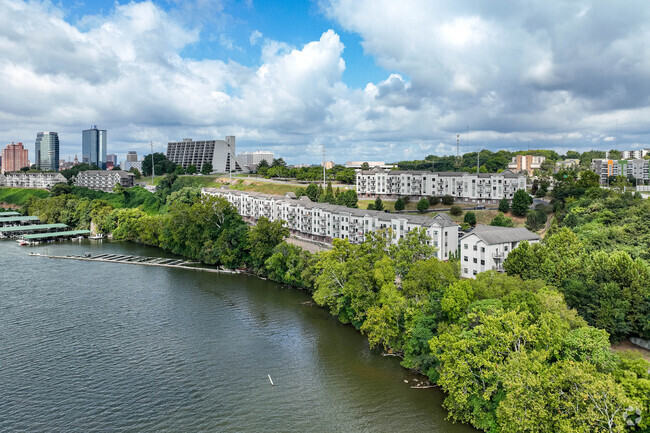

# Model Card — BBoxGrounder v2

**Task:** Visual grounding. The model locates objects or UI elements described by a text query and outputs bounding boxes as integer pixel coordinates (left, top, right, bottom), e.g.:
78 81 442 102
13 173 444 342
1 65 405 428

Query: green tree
174 165 186 175
464 211 477 226
498 198 510 213
361 162 370 170
449 205 462 216
305 183 319 201
394 198 405 211
247 217 289 272
186 164 197 175
442 195 454 205
511 189 532 217
490 212 514 227
128 167 142 179
374 197 384 211
417 198 429 213
200 162 213 175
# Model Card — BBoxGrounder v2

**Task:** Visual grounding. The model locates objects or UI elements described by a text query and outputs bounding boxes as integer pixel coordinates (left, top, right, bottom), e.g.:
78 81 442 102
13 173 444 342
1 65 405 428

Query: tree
511 189 532 217
464 211 477 226
336 189 358 208
449 205 462 216
174 165 186 175
128 168 142 179
271 158 287 168
525 209 547 231
49 183 71 197
305 183 319 201
429 196 441 205
201 162 213 175
442 195 454 205
247 217 289 272
417 198 430 213
498 198 510 213
361 162 370 170
490 212 514 227
394 198 405 211
186 164 197 175
373 197 384 211
142 152 176 177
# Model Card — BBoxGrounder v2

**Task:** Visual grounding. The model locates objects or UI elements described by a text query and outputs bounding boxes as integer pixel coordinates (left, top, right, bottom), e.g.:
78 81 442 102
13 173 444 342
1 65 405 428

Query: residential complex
82 125 107 169
35 132 60 171
346 161 397 169
237 151 274 165
73 170 134 192
591 159 649 185
459 225 540 278
508 155 546 173
0 172 66 189
555 159 580 171
621 149 650 159
356 167 526 203
1 142 29 173
203 187 459 260
167 136 244 173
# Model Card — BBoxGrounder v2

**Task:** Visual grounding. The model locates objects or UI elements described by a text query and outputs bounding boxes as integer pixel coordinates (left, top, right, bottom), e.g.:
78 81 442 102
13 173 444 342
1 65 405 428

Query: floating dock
29 252 239 274
21 230 91 244
0 216 40 227
0 223 69 238
0 211 21 217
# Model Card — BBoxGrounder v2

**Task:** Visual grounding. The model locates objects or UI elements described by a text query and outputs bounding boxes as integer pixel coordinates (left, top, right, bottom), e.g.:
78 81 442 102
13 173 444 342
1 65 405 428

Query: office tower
82 125 107 169
106 154 118 165
1 142 29 173
166 136 244 173
35 132 60 171
126 151 138 162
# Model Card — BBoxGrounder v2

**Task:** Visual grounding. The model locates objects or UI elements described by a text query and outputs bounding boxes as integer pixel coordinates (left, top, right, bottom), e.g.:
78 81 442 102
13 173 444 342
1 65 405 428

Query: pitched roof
460 225 540 245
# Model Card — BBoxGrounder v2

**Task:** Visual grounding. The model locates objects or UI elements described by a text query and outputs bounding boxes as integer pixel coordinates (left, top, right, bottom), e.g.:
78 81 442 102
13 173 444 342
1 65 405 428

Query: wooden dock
29 252 240 274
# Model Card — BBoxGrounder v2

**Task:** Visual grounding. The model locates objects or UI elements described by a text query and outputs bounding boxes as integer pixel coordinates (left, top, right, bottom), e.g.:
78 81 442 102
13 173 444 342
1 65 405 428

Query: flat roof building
167 136 245 174
35 132 59 172
1 142 29 174
82 125 107 169
74 170 134 192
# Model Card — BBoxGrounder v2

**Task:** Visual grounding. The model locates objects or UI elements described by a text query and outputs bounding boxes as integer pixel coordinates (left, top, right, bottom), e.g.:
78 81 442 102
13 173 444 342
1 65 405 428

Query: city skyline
1 0 650 164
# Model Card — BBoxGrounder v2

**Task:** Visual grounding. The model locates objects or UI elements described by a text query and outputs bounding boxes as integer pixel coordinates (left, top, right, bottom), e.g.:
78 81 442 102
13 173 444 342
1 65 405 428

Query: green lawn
0 188 50 206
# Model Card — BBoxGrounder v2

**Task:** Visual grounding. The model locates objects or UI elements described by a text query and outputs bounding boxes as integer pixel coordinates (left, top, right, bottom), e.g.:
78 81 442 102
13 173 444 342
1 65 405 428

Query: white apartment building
238 151 274 165
459 225 540 278
167 136 245 173
74 170 135 192
621 149 650 159
0 172 66 189
203 187 459 260
356 168 526 203
508 155 546 173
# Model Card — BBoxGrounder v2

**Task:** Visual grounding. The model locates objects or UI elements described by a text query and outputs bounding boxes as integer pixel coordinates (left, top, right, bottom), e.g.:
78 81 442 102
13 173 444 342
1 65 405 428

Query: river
0 240 475 432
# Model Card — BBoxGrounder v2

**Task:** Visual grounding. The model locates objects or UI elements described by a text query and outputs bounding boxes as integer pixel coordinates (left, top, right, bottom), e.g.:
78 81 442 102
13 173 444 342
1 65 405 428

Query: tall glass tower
82 125 107 169
35 132 60 172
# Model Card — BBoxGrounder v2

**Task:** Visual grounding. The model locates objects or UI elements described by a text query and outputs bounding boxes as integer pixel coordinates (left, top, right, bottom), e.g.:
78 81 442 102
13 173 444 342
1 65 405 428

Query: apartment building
508 155 546 173
167 136 245 173
459 225 540 278
0 172 66 189
591 159 649 185
356 168 526 203
203 187 459 260
74 170 135 192
621 149 650 160
1 142 29 173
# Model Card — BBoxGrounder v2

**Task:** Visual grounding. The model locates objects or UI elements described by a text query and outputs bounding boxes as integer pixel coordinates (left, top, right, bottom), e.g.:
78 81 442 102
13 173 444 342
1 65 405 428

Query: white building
346 161 397 169
356 168 526 203
508 155 546 173
459 225 540 278
74 170 135 192
203 187 460 260
167 136 246 174
121 160 142 172
238 151 274 165
621 149 650 159
0 172 66 189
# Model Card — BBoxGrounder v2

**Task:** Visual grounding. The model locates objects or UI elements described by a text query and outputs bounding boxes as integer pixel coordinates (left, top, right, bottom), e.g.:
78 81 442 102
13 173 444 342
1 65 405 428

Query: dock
21 230 92 244
29 252 239 274
0 216 40 227
0 223 69 238
0 211 21 217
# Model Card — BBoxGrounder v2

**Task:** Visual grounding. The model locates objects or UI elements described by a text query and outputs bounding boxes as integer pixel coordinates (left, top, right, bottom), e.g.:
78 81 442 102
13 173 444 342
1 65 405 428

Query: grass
444 209 527 227
0 188 51 206
219 178 298 195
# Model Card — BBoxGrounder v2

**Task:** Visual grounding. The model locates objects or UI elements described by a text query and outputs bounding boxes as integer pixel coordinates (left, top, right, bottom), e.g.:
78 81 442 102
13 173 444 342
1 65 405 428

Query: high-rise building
126 151 138 162
82 125 107 169
166 136 245 173
106 154 118 166
1 142 29 173
237 151 274 165
35 132 60 171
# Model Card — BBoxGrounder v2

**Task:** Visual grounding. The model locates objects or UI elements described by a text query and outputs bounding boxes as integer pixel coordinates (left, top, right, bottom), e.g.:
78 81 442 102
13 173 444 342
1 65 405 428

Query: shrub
498 198 510 213
442 195 454 205
417 198 430 213
450 205 462 216
394 198 405 211
464 211 477 226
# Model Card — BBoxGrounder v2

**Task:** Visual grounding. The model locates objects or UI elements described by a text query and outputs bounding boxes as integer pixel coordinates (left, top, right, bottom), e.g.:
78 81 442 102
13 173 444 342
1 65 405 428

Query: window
473 245 477 251
504 245 509 251
464 244 468 249
480 260 485 265
480 247 485 253
473 270 477 275
464 256 468 262
473 258 477 263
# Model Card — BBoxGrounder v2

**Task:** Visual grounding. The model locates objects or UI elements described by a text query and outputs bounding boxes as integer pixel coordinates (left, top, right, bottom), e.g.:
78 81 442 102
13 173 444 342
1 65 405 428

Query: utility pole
322 145 326 190
150 141 154 187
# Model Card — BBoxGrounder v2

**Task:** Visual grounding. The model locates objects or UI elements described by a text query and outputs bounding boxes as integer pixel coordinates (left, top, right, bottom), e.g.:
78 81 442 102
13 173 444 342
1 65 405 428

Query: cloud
249 30 262 46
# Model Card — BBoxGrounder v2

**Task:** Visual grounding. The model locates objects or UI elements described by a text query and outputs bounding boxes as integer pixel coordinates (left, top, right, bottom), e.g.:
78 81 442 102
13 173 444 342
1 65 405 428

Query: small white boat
16 239 28 246
89 233 104 240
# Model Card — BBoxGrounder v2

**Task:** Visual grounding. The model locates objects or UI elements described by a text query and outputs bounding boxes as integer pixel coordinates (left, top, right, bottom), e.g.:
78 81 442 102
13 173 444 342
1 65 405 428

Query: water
0 240 474 432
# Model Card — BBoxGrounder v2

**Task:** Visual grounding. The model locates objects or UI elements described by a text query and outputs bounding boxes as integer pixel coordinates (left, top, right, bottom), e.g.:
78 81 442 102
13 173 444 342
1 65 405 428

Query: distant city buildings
121 151 141 171
591 159 649 185
621 149 650 159
460 225 540 278
555 159 580 171
0 172 66 189
106 154 118 166
356 168 527 203
508 155 546 174
82 125 107 169
166 136 245 173
126 151 138 162
59 155 80 171
238 150 274 165
346 161 397 169
74 170 135 192
321 161 335 170
1 142 29 173
35 132 60 172
204 187 459 261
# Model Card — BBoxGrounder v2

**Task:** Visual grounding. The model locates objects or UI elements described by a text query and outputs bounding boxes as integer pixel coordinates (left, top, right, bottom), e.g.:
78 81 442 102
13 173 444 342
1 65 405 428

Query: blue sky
1 0 650 165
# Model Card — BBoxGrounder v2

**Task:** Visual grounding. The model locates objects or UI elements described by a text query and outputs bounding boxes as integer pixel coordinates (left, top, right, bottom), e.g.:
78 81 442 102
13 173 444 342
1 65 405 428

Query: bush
417 198 430 213
490 212 515 227
450 205 462 216
429 196 441 205
464 211 477 226
394 198 405 211
442 195 454 205
498 198 509 213
526 209 547 231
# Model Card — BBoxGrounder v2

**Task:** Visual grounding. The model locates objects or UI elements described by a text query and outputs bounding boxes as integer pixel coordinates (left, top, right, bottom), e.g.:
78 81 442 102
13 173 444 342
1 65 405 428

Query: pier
29 252 239 274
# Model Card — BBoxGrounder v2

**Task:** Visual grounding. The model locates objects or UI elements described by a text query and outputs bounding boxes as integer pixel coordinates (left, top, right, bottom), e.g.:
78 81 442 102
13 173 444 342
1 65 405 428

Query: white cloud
249 30 262 46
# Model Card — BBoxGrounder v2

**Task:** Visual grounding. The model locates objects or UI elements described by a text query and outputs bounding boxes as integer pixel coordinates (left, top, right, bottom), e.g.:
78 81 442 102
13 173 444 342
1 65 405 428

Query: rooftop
461 225 540 245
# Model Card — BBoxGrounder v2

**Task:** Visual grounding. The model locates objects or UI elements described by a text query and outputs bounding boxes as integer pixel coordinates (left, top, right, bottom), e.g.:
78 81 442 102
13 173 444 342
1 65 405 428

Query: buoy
268 374 274 386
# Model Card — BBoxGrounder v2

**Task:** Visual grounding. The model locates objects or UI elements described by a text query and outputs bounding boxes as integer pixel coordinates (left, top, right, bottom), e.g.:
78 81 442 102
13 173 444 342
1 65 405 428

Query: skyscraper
35 132 60 172
166 136 244 173
82 125 107 169
1 142 29 173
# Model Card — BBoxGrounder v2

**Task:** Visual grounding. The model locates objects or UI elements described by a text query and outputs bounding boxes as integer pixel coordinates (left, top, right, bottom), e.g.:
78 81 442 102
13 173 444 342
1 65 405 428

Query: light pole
150 141 154 187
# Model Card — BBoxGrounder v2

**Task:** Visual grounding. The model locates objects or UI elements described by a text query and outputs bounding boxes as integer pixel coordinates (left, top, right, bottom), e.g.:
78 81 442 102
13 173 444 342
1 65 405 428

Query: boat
89 233 104 240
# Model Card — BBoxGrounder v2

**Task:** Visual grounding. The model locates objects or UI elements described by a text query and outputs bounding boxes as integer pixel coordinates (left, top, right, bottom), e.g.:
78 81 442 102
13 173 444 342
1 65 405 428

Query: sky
1 0 650 165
